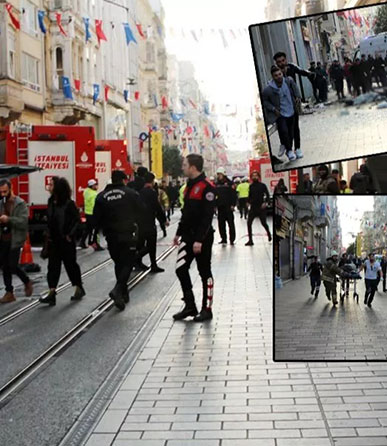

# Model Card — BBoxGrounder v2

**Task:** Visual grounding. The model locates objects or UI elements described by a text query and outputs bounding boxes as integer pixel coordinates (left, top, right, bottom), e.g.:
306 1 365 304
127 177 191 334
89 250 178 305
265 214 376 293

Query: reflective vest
179 183 187 209
237 182 249 199
84 187 97 215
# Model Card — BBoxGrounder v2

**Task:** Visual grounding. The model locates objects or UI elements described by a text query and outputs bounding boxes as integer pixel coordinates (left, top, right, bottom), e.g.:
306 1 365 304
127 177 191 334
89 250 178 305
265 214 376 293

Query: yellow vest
84 187 97 215
179 183 187 209
237 182 249 198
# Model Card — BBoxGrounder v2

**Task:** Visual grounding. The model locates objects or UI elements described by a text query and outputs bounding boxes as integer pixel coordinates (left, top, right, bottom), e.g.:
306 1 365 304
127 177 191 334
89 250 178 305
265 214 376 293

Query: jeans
47 238 82 289
137 227 158 267
365 278 378 304
0 240 30 292
310 275 321 295
276 115 295 153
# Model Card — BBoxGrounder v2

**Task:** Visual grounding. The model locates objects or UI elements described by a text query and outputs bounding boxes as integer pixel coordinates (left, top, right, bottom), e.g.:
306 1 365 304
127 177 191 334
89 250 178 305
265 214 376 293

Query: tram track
0 244 177 406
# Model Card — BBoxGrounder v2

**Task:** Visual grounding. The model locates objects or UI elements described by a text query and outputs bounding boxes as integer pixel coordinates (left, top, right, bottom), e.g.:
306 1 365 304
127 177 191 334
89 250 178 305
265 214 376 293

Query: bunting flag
180 98 186 107
123 23 137 45
95 19 107 45
161 96 168 109
56 13 67 36
93 84 100 105
62 77 73 100
157 25 163 37
134 91 140 101
191 30 198 42
104 85 110 102
203 102 210 115
136 23 146 39
74 79 81 92
124 89 129 103
189 99 197 109
219 29 228 48
5 3 20 30
170 112 184 122
153 94 158 107
38 10 46 34
83 17 91 42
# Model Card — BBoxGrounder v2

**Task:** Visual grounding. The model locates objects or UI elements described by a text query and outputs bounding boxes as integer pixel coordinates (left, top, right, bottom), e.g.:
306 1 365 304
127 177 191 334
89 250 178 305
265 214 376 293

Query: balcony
0 79 24 126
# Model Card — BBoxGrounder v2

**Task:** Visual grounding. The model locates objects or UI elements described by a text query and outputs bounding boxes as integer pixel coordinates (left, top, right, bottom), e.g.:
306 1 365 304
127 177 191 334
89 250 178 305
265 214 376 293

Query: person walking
155 182 169 237
245 171 272 246
381 255 387 292
329 60 345 100
316 62 329 102
215 167 237 245
173 154 216 323
237 177 250 219
307 255 323 298
128 166 148 192
93 170 143 311
137 172 168 273
273 178 288 194
350 58 366 96
40 177 85 306
339 253 351 298
0 179 33 303
322 251 343 306
262 65 303 162
166 181 179 219
343 57 353 96
313 164 340 194
362 253 382 308
80 179 104 251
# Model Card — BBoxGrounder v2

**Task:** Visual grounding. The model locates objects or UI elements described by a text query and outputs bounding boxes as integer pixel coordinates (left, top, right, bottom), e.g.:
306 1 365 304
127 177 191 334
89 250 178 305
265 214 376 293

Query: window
56 47 64 89
21 0 38 36
22 53 40 91
54 0 63 9
146 42 155 64
8 30 16 79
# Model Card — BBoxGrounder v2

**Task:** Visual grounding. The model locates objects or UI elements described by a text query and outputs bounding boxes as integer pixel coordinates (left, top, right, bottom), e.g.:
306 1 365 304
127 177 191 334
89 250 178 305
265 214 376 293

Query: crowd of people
307 251 386 308
295 163 376 194
262 50 387 166
0 155 272 322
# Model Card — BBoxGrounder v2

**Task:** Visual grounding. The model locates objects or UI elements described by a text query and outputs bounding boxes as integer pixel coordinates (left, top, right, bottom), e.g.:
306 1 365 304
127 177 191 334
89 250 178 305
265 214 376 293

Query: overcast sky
161 0 266 150
337 196 374 248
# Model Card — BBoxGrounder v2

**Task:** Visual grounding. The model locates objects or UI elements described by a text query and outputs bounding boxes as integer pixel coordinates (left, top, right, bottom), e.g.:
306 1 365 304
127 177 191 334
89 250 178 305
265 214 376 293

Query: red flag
343 11 350 19
5 3 20 30
189 99 197 109
186 126 193 135
134 91 140 101
204 125 210 138
56 13 67 36
74 79 81 92
104 85 110 101
161 96 168 109
136 23 146 39
95 19 107 45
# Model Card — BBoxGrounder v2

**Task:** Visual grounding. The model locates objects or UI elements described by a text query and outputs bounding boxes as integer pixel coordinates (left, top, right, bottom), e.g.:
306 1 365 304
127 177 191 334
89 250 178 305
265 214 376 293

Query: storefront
275 197 294 280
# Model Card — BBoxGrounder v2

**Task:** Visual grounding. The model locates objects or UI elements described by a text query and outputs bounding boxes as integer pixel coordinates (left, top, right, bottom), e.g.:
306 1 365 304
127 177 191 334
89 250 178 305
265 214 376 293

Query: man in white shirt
362 253 382 307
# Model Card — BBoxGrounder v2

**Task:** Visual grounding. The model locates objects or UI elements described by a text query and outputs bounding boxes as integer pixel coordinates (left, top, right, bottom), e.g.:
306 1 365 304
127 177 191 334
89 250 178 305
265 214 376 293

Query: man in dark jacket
94 170 143 311
137 172 167 273
0 179 33 303
215 167 237 245
381 255 387 292
128 166 148 192
173 154 216 323
313 165 340 194
307 255 323 298
245 171 272 246
262 65 303 162
329 60 345 100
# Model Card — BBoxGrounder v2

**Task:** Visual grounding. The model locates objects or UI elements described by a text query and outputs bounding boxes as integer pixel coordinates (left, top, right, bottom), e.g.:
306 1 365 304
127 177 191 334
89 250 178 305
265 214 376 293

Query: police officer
215 167 237 245
80 179 104 251
245 171 272 246
93 170 143 311
173 154 216 322
137 172 168 272
237 176 249 219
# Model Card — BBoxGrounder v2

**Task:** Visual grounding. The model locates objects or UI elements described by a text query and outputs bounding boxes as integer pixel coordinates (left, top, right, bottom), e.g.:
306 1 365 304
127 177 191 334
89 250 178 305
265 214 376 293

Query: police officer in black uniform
173 154 216 323
137 171 167 272
245 170 272 246
93 170 143 311
215 167 237 245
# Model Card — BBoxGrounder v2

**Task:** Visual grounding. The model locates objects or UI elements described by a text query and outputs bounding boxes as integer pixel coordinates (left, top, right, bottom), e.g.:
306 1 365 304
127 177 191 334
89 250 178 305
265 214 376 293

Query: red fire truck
0 124 133 232
249 153 298 194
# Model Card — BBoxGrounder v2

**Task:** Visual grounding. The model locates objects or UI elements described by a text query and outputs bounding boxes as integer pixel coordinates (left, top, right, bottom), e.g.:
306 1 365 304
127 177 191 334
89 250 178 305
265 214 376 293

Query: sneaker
286 151 297 161
193 309 213 322
315 292 319 298
25 280 33 297
245 240 254 246
71 286 86 301
278 144 286 157
368 302 372 308
218 240 227 245
268 233 272 242
151 265 165 273
0 292 16 304
295 148 304 159
40 290 56 306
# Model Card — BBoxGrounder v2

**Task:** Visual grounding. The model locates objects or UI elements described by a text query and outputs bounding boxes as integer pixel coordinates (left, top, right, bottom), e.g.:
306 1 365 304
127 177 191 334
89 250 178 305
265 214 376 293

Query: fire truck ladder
15 124 33 203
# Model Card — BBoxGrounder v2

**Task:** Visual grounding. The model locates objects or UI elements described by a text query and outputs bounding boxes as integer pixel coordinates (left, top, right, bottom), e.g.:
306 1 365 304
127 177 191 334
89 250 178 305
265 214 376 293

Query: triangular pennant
5 3 20 30
56 13 67 37
95 19 107 45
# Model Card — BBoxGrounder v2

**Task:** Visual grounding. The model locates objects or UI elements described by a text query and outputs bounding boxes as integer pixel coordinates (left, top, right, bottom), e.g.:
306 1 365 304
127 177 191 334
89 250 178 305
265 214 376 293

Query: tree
346 242 355 256
374 4 387 35
163 145 183 178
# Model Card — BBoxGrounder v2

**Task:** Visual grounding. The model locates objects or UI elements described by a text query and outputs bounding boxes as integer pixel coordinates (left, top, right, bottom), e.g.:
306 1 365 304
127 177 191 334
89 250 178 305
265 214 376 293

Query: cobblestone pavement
81 219 387 446
270 90 387 172
275 275 387 361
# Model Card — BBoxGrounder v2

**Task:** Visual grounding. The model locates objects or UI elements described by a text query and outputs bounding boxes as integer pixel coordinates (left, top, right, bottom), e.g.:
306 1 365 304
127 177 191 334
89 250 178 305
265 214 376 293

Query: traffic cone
19 234 41 273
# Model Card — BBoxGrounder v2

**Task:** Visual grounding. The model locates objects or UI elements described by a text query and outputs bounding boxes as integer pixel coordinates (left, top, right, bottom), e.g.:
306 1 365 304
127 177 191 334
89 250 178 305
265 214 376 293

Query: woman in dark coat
40 177 85 306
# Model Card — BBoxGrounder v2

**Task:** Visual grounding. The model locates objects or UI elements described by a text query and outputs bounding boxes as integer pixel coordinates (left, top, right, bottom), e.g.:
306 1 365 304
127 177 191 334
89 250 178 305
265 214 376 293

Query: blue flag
62 76 73 100
153 94 158 107
83 17 91 42
123 23 137 45
170 112 184 122
124 89 129 103
38 10 46 34
93 84 100 104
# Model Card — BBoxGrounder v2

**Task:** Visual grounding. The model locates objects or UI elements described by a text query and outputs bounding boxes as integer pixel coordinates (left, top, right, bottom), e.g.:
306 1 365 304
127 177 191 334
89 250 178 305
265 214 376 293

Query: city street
271 90 387 172
275 275 387 361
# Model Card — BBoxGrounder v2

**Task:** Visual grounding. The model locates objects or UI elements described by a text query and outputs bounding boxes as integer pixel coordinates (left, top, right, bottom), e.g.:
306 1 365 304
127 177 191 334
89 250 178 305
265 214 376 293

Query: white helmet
331 250 338 257
234 177 241 182
243 176 249 182
216 167 226 175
